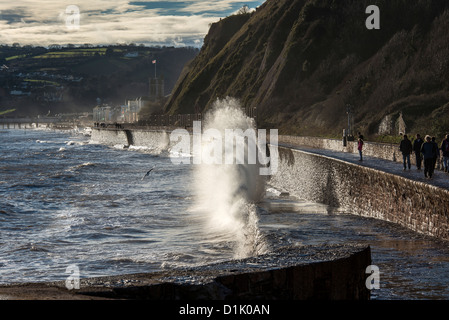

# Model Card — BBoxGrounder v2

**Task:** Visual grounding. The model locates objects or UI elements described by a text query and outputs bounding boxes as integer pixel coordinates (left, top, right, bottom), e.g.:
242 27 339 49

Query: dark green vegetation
164 0 449 140
0 45 198 116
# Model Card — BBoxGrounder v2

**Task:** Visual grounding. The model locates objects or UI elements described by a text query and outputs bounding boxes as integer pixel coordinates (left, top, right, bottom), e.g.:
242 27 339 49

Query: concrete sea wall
269 145 449 240
0 244 371 300
91 128 171 150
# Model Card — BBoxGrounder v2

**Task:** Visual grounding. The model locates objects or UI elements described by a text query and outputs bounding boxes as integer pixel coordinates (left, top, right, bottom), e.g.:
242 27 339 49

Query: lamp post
346 104 353 140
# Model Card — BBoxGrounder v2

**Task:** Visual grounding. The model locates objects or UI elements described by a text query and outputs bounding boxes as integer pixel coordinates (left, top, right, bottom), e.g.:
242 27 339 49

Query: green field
5 54 28 61
24 79 60 86
0 109 16 116
33 48 108 59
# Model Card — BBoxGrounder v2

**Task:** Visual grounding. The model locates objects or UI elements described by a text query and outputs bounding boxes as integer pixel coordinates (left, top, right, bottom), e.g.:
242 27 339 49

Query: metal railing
94 107 257 130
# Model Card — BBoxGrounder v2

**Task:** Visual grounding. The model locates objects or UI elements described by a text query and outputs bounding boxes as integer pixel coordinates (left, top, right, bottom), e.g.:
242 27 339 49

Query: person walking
399 134 413 170
440 134 449 173
358 134 364 161
431 137 440 170
421 135 438 179
413 134 424 170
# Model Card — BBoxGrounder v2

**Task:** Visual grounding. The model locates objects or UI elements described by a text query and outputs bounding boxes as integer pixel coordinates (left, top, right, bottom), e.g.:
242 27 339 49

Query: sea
1 125 449 300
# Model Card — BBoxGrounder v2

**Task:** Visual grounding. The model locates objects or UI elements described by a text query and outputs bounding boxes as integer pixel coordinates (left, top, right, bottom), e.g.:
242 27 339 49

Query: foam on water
190 97 268 259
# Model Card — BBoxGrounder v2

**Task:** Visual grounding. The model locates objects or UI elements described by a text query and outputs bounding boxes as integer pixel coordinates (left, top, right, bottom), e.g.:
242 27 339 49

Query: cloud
181 0 256 14
0 1 265 47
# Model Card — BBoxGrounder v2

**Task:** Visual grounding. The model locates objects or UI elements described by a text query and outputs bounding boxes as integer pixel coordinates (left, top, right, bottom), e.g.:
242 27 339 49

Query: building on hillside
124 52 139 58
125 99 140 123
93 105 118 123
10 90 31 96
117 96 157 123
93 76 165 124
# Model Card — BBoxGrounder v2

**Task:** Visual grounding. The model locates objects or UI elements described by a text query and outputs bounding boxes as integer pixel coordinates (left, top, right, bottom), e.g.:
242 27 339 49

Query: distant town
93 78 165 124
0 44 199 121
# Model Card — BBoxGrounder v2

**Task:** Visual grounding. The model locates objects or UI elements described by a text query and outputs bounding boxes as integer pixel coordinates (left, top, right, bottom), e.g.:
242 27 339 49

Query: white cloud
181 0 256 14
0 1 264 46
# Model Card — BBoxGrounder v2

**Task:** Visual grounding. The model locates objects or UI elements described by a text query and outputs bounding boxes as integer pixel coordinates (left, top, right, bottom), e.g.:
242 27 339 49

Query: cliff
164 0 449 138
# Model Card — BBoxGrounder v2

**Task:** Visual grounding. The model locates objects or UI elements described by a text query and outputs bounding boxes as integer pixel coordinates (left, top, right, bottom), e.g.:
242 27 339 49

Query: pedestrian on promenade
399 134 413 170
440 134 449 173
357 134 364 161
421 135 438 179
431 137 439 170
413 134 424 170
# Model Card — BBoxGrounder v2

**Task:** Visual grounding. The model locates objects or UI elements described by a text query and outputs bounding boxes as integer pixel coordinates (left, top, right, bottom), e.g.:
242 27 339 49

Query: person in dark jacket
431 137 439 170
421 135 438 179
440 134 449 173
413 134 424 170
399 134 413 170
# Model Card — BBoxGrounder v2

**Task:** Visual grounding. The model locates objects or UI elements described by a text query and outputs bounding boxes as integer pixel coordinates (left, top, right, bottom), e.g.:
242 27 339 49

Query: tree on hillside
237 5 250 14
105 47 114 56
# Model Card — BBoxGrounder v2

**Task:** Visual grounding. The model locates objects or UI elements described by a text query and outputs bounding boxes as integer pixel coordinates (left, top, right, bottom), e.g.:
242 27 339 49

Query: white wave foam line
66 162 96 172
266 187 282 196
169 150 193 158
66 140 88 146
190 97 268 259
128 145 151 151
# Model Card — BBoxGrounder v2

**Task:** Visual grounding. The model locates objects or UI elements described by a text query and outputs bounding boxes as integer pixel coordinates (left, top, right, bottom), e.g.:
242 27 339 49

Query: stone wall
278 135 418 166
91 128 130 146
91 128 171 151
269 146 449 240
106 245 371 300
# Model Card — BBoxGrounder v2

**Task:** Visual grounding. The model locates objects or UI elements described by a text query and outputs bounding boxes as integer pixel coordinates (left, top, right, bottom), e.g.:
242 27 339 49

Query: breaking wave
190 97 268 259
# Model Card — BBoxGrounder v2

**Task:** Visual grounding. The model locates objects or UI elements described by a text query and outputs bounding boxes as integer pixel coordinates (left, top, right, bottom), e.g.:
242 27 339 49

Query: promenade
279 142 449 190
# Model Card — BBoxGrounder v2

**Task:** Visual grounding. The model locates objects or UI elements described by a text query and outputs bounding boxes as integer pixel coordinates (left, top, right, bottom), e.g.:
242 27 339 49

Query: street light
346 104 353 140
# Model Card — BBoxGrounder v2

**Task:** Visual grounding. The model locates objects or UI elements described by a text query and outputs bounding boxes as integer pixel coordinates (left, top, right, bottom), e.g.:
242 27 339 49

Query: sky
0 0 266 47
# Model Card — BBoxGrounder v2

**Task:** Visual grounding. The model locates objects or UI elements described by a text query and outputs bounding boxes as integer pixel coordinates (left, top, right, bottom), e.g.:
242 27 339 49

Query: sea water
1 119 449 299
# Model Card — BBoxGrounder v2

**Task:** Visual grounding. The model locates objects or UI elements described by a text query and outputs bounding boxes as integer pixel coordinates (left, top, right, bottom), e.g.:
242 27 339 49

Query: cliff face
165 0 449 138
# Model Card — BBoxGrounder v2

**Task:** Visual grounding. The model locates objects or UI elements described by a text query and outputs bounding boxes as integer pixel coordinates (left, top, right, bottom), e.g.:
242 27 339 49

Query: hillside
0 45 198 116
164 0 449 139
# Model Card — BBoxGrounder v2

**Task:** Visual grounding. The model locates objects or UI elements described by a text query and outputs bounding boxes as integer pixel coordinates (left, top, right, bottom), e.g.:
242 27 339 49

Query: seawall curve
92 127 449 241
270 145 449 241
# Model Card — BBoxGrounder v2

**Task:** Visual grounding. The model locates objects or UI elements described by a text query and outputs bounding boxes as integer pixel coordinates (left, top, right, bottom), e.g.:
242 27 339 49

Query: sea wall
91 128 129 146
0 244 371 300
91 128 449 240
92 128 410 164
279 135 420 166
91 128 171 150
269 146 449 240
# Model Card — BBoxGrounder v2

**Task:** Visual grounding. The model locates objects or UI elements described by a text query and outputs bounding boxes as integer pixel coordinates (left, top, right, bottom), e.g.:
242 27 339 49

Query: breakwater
91 127 171 150
0 244 371 300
